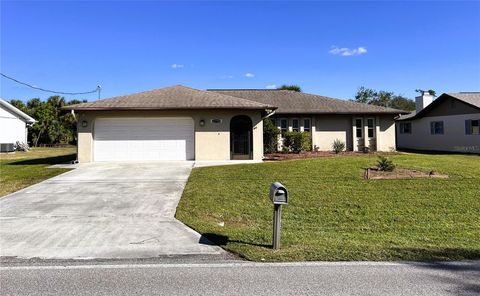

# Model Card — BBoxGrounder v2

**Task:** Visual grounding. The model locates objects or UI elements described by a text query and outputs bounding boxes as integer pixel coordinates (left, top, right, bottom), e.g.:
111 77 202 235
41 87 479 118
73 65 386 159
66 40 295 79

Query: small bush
332 139 345 154
301 132 312 151
377 156 396 171
283 131 311 153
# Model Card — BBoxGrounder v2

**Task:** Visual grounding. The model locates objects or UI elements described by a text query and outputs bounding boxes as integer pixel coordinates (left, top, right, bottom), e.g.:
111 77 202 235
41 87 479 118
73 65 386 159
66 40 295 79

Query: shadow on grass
199 233 272 249
389 247 480 261
9 154 76 165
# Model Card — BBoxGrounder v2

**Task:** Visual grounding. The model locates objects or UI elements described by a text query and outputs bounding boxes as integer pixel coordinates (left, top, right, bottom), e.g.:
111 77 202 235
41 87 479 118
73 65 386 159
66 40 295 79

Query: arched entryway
230 115 253 160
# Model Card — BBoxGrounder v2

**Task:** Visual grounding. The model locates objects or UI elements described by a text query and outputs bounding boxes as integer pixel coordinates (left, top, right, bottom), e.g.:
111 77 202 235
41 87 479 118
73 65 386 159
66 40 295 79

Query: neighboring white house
396 92 480 154
0 98 36 151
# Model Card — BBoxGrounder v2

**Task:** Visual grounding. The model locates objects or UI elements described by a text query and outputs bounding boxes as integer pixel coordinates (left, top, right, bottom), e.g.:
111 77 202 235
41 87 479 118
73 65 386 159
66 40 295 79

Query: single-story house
0 98 36 152
63 85 406 162
396 92 480 154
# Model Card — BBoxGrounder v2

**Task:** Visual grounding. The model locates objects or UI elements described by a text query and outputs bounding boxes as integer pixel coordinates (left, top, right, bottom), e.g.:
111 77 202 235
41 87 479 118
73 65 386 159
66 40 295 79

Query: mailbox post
269 182 288 250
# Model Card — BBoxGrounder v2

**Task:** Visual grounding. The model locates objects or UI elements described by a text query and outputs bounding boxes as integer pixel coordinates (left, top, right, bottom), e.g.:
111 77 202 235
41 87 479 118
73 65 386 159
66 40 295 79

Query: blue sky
1 1 479 102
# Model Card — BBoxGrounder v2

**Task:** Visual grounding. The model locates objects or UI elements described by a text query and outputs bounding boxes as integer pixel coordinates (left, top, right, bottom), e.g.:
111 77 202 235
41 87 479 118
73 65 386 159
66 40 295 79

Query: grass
0 147 76 197
177 153 480 261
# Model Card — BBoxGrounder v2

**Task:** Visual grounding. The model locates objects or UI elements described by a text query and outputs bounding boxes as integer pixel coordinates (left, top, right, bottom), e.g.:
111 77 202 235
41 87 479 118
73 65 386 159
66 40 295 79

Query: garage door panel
94 118 194 161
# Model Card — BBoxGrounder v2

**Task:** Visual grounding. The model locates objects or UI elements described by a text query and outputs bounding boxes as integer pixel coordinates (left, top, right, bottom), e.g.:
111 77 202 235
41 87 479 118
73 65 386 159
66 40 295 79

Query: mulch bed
364 167 449 180
264 151 395 161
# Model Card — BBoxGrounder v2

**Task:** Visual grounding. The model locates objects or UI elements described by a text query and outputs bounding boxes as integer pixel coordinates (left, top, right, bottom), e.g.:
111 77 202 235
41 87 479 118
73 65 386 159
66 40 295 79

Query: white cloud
227 75 234 79
266 84 277 89
245 73 255 78
329 46 367 56
171 64 184 69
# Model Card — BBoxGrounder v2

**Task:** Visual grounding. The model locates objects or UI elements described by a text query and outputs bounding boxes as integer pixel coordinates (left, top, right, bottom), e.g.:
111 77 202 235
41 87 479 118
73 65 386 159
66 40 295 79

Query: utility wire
0 73 101 97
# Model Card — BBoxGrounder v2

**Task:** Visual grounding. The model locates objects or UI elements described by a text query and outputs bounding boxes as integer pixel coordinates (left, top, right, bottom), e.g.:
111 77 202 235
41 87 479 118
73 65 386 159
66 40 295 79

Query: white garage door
94 117 194 161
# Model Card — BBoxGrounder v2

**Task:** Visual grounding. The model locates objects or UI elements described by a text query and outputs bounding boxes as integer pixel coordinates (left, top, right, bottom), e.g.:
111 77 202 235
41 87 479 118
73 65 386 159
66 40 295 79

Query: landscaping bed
364 167 449 180
177 153 480 261
264 151 396 161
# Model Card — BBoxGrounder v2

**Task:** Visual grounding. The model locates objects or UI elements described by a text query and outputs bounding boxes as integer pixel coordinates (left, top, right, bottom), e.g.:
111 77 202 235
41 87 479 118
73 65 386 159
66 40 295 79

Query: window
355 118 363 138
367 118 375 138
280 118 288 136
303 118 311 132
399 122 412 134
292 119 300 132
465 119 480 135
430 121 444 135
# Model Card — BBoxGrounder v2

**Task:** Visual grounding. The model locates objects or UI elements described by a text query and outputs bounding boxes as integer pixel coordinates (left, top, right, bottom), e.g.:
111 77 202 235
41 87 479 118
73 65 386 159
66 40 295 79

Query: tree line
10 96 85 146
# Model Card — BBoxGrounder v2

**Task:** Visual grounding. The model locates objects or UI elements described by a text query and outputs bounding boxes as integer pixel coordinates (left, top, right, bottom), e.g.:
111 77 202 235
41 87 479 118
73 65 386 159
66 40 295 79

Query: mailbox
270 182 288 205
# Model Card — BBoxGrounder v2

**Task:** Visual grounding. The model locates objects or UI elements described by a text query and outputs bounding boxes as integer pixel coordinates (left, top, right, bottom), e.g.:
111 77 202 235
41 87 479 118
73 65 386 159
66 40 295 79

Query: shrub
283 131 311 153
332 139 345 154
263 118 280 153
377 156 396 171
301 132 312 151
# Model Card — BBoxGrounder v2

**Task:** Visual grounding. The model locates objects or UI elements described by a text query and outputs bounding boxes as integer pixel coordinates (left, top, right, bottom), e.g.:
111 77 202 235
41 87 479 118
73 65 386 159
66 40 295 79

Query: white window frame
303 118 311 132
367 118 375 139
279 118 288 135
355 118 363 139
292 118 300 132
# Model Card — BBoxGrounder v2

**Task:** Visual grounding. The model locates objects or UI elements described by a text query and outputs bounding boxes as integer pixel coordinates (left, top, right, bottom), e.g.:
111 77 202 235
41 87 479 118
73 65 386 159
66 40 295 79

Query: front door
230 115 253 160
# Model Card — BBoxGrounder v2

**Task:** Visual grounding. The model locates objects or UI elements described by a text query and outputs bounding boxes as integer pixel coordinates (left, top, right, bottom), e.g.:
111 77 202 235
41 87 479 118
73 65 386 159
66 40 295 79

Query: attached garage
93 117 194 161
63 85 272 163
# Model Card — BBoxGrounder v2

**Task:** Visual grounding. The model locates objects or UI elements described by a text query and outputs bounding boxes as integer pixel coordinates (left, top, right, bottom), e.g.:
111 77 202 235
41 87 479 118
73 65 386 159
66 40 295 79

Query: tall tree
390 95 416 111
10 96 86 146
278 84 302 92
353 86 416 111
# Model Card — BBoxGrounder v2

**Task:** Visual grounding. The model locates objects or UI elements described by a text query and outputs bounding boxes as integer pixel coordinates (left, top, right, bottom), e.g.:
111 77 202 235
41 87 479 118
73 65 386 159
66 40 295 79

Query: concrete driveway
0 162 224 260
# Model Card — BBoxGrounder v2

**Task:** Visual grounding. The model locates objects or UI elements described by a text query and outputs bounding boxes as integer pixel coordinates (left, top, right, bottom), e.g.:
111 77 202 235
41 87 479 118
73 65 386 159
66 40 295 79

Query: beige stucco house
63 85 405 163
396 92 480 153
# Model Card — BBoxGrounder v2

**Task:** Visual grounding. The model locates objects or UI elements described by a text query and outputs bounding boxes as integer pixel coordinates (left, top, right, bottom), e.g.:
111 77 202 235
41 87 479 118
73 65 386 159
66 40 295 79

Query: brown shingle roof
447 92 480 108
62 85 275 111
209 89 407 114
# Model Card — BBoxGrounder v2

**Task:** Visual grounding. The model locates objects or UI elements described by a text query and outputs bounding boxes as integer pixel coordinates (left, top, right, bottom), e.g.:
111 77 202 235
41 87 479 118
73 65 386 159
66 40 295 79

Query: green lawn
177 153 480 261
0 147 77 197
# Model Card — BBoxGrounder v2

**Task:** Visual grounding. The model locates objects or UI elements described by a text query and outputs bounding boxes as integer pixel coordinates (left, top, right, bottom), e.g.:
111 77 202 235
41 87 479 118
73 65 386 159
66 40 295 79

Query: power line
0 73 101 97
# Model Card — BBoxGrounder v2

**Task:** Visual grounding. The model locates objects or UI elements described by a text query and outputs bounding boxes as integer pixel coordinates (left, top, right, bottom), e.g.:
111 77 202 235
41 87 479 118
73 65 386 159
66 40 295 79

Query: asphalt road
1 261 479 296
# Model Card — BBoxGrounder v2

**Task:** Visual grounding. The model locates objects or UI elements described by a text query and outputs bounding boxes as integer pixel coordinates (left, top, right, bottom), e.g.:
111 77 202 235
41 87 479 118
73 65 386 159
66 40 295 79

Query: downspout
71 109 79 164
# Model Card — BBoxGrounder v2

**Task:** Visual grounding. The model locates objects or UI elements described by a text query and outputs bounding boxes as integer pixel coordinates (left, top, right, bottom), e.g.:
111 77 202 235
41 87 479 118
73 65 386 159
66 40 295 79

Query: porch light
199 119 206 127
81 120 88 127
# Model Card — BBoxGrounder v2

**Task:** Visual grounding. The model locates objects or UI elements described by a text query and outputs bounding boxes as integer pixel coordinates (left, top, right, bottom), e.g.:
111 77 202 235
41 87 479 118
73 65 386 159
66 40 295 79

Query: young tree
278 84 302 92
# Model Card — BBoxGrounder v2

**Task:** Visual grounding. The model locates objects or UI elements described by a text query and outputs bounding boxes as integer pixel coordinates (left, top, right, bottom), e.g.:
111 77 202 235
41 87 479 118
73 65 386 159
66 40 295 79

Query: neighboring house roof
397 92 480 121
446 92 480 109
0 98 36 123
209 89 407 115
62 85 276 111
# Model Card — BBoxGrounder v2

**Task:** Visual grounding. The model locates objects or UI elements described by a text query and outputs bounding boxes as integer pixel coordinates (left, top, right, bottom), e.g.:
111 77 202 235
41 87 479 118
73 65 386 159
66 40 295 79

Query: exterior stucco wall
314 115 353 151
0 105 28 144
273 114 396 152
397 113 480 153
378 115 396 152
76 110 263 162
